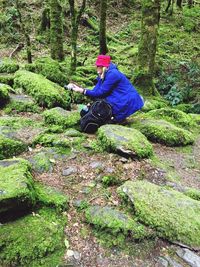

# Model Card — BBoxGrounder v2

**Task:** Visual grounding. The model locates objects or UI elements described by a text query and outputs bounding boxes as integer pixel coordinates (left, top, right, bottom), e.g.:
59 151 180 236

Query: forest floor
17 112 200 267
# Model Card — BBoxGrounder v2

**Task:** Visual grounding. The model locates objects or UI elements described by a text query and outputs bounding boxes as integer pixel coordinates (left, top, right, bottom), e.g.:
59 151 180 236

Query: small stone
119 157 128 163
73 251 81 260
67 250 74 257
89 161 104 169
176 248 200 267
156 257 169 267
62 167 77 176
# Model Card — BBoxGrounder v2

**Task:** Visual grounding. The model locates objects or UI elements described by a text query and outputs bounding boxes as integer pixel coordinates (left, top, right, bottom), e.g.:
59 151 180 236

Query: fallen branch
9 43 24 58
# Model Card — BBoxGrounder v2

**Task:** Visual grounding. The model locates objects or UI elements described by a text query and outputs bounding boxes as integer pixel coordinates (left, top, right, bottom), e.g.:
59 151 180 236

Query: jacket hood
108 62 118 70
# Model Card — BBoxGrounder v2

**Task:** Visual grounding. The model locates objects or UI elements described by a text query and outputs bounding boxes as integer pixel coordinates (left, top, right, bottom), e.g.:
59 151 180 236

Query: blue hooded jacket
85 63 144 122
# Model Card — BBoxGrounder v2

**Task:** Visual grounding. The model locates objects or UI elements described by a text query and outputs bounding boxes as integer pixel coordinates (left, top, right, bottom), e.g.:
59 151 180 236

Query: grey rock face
176 248 200 267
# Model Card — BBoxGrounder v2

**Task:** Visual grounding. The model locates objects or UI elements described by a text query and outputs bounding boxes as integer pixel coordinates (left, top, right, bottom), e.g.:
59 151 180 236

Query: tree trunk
136 0 160 96
188 0 193 8
50 0 64 61
15 0 32 63
69 0 86 73
176 0 182 8
99 0 108 55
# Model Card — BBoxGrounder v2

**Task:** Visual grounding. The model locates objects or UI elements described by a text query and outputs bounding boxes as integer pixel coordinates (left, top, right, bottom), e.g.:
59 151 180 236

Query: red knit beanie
95 55 111 67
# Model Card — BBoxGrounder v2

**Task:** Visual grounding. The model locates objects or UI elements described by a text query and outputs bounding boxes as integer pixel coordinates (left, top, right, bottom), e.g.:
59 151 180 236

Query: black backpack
80 100 113 133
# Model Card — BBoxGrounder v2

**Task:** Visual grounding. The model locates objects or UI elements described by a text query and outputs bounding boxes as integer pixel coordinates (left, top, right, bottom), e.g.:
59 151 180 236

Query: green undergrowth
0 61 19 73
0 207 66 267
0 83 10 107
0 73 14 86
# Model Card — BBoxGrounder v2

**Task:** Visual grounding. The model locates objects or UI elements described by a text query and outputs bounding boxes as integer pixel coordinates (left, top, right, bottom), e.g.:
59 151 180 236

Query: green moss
0 158 36 213
85 205 150 240
4 94 40 114
118 180 200 247
29 151 54 173
33 133 71 148
43 107 80 128
142 97 168 112
97 124 153 159
0 207 66 266
101 175 120 187
25 57 67 86
0 62 19 73
0 134 27 160
183 188 200 201
0 73 14 86
146 108 197 129
132 119 194 146
0 83 10 107
35 183 69 211
14 70 70 109
0 116 39 130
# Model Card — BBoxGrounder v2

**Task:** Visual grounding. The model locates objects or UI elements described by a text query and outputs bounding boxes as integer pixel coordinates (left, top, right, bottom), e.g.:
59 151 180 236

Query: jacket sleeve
85 71 121 98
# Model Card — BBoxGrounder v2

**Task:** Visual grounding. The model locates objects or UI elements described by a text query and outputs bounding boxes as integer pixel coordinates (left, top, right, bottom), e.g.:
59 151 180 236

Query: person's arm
85 71 120 98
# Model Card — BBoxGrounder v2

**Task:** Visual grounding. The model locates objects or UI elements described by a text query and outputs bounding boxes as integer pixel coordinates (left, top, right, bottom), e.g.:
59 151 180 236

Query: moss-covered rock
183 187 200 201
132 119 194 146
43 107 80 128
25 57 67 86
0 73 14 86
0 158 36 214
0 116 38 129
0 207 66 266
35 183 69 211
4 93 40 114
142 97 168 112
0 134 27 160
33 133 71 148
146 108 196 129
0 83 10 107
14 70 70 108
85 205 150 240
29 151 54 173
97 124 153 159
118 180 200 248
0 62 19 73
190 114 200 125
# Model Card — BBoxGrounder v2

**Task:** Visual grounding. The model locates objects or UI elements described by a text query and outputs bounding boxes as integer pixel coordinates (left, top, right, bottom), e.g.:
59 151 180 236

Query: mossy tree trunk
50 0 64 61
165 0 175 14
15 0 32 63
69 0 86 73
99 0 108 55
188 0 193 8
136 0 160 96
40 0 50 32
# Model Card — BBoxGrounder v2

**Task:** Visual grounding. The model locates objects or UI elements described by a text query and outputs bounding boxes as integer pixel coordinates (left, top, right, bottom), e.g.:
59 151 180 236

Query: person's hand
68 83 84 93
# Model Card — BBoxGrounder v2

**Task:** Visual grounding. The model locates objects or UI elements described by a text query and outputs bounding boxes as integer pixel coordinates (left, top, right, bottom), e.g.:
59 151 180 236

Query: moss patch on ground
118 180 200 248
0 73 14 86
14 70 70 109
0 134 27 159
35 183 69 211
142 97 169 112
0 62 19 73
43 107 80 128
0 207 66 267
131 119 195 146
97 124 153 159
0 158 36 214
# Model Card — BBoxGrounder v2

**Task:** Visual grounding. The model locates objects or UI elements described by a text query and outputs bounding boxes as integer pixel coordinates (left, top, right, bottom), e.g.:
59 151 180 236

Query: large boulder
5 93 40 114
0 207 66 266
0 158 36 214
43 107 80 128
85 205 150 239
14 70 70 109
146 108 196 129
97 124 153 159
25 57 67 86
118 180 200 248
132 119 194 146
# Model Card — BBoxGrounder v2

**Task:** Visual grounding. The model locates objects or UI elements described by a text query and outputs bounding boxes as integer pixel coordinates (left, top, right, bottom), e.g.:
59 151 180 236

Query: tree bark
15 0 32 63
69 0 86 73
99 0 108 55
176 0 182 8
50 0 64 61
188 0 193 8
136 0 160 96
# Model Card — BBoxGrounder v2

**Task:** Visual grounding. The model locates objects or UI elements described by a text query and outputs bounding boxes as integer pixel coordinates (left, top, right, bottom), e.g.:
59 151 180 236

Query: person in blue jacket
68 54 144 123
